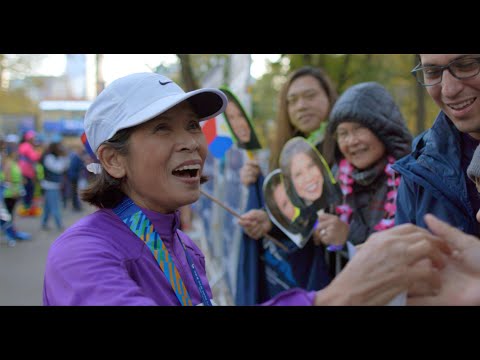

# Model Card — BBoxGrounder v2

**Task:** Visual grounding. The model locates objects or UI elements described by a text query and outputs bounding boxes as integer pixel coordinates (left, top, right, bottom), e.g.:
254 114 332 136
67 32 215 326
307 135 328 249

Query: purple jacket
43 207 315 306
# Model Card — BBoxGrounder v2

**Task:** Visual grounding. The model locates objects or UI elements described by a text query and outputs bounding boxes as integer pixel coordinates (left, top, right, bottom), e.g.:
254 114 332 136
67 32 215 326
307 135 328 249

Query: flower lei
336 156 400 232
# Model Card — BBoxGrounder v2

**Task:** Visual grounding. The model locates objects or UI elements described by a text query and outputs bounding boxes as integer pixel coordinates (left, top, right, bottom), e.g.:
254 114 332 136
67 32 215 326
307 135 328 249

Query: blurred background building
1 54 95 141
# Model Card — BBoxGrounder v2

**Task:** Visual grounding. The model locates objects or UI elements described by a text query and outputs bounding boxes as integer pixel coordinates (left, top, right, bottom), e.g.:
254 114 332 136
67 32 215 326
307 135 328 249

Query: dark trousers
23 177 34 208
71 179 82 210
4 197 18 221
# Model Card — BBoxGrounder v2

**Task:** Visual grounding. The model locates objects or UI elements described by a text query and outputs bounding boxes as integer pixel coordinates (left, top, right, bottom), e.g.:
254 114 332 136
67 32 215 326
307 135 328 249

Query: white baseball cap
84 72 227 155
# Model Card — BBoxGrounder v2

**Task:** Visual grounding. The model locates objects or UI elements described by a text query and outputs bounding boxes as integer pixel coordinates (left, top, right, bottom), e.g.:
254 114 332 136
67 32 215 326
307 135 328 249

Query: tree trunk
0 55 5 88
337 54 352 93
96 54 105 96
414 54 426 134
177 54 198 91
303 54 312 66
364 54 373 72
316 54 326 68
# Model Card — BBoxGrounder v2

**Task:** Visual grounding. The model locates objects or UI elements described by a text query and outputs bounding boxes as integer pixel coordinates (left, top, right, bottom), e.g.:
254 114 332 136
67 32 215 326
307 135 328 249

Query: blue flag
235 177 266 305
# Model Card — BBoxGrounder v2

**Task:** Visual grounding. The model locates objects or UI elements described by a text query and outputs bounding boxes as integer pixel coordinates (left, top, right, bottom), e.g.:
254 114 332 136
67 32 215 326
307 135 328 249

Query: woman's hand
312 211 349 246
240 160 261 186
238 209 272 240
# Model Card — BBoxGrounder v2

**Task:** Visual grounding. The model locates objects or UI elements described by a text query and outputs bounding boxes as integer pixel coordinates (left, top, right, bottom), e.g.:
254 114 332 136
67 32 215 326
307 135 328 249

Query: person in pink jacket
18 130 42 216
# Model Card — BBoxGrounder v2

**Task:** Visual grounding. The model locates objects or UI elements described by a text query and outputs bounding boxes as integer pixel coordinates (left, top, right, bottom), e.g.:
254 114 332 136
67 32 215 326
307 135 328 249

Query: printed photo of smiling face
280 137 341 212
220 87 262 150
225 100 251 144
290 151 324 204
268 172 296 225
263 169 312 248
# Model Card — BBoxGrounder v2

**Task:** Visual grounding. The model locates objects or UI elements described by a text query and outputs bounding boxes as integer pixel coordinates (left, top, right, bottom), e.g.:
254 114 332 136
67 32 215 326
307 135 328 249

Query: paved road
0 204 233 306
188 214 234 305
0 205 95 306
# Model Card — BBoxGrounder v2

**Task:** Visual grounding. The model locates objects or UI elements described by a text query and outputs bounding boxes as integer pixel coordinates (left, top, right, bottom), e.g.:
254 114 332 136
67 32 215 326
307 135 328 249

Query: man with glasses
393 54 480 236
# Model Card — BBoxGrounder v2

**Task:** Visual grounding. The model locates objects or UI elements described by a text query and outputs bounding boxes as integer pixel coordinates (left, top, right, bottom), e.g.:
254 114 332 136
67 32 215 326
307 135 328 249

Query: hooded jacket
328 82 413 245
392 111 479 235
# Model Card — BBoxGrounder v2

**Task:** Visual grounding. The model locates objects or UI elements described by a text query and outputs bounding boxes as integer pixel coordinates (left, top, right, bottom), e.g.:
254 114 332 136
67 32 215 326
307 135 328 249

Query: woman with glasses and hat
394 54 480 236
43 72 450 306
312 82 412 270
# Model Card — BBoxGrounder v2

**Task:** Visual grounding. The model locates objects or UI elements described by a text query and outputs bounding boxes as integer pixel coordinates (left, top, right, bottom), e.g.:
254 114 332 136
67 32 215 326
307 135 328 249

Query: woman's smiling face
119 101 208 213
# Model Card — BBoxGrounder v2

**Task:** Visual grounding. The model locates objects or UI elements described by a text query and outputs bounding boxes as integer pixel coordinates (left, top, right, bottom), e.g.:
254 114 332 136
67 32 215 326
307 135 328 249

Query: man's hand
408 214 480 305
315 223 451 305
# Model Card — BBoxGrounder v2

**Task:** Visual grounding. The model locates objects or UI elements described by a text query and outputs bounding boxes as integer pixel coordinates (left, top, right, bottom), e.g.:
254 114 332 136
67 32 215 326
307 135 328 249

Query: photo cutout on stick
279 137 342 238
263 169 311 249
220 86 262 150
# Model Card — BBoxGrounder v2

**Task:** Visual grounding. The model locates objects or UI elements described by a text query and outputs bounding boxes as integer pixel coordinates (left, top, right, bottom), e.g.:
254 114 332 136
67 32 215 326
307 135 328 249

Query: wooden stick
200 189 242 218
200 189 289 252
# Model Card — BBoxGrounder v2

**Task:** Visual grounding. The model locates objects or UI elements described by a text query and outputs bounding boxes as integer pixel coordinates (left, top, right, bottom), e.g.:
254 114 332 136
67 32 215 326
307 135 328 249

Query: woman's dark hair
80 128 133 209
269 66 338 171
81 127 210 209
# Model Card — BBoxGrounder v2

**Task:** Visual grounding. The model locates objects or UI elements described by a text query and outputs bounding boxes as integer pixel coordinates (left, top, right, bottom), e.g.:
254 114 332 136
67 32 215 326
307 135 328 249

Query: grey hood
328 81 412 160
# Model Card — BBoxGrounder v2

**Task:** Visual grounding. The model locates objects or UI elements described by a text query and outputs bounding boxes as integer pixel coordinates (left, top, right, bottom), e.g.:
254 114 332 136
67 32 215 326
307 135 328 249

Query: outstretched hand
315 223 451 305
408 214 480 306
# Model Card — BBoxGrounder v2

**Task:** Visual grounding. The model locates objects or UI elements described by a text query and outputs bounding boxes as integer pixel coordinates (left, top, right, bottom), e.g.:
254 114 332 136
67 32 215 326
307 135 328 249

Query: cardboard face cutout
279 137 342 242
220 86 262 150
263 169 312 248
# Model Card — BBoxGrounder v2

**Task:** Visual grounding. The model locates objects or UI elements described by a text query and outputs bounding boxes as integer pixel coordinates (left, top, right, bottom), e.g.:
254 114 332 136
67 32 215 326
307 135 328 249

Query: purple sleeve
259 288 316 306
43 229 157 306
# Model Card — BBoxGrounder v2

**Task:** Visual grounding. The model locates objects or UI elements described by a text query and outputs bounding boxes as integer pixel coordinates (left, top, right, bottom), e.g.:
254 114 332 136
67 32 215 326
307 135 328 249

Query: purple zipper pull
327 244 344 252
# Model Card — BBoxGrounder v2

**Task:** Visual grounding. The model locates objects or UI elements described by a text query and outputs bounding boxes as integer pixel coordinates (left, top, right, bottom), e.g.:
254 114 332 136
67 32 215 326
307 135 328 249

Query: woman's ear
97 145 126 179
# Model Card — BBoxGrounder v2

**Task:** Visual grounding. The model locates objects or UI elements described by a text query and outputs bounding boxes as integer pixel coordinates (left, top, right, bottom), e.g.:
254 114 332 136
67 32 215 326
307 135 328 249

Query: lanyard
113 197 211 306
176 233 212 306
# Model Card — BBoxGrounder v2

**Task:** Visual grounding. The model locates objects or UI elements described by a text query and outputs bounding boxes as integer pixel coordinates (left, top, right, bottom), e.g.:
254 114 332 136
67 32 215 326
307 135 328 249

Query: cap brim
109 88 227 139
186 89 227 121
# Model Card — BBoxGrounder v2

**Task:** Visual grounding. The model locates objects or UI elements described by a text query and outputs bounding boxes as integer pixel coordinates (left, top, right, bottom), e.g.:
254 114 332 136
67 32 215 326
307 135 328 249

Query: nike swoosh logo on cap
159 80 172 85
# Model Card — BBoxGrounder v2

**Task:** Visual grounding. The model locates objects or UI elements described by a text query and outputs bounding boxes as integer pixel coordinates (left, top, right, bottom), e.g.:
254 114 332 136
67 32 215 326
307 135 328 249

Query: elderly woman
43 73 449 306
314 82 413 257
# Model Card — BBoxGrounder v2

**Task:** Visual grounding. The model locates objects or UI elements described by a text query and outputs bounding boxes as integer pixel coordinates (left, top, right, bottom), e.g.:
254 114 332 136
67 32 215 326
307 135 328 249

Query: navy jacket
392 111 479 235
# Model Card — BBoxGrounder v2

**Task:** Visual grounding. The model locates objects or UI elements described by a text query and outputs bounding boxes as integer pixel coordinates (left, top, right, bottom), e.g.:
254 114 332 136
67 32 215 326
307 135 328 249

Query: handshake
315 213 480 306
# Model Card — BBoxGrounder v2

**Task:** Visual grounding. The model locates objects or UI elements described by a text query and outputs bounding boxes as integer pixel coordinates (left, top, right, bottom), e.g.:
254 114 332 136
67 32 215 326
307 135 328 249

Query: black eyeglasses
411 56 480 87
